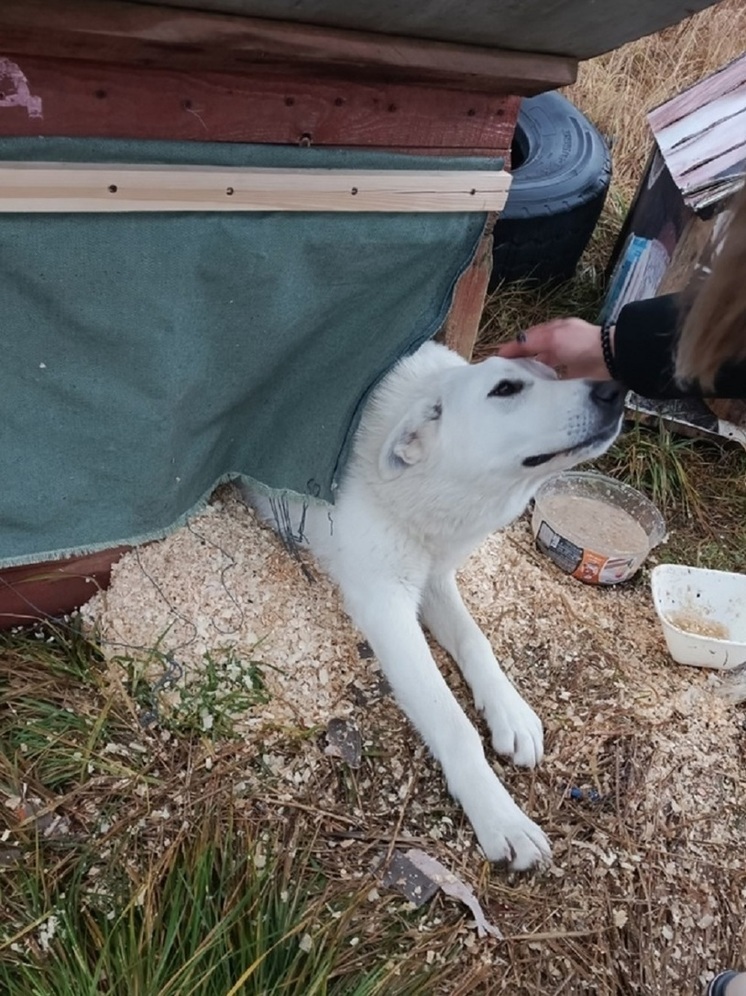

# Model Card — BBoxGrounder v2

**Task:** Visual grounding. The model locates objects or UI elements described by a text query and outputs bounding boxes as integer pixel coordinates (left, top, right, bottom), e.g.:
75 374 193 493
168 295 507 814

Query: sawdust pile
80 486 746 992
82 492 377 735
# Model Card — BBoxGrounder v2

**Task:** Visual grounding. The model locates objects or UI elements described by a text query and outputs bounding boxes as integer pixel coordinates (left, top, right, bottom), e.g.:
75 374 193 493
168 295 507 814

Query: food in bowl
664 610 729 641
531 472 666 585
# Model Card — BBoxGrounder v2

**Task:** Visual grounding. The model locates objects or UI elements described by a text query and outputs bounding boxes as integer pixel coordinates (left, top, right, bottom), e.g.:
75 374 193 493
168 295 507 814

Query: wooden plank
0 162 511 212
654 99 746 199
141 0 721 62
0 54 520 156
0 0 577 96
649 54 746 133
438 213 496 359
0 547 128 628
648 53 746 209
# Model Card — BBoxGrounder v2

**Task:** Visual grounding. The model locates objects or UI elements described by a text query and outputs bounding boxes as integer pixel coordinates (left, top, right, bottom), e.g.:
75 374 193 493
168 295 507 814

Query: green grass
598 418 746 573
600 419 705 519
0 623 149 794
0 824 412 996
120 646 275 740
2 831 430 995
0 625 465 996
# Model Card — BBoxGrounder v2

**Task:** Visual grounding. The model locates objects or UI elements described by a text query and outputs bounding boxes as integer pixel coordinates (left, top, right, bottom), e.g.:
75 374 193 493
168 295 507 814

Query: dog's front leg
343 583 550 870
421 572 543 768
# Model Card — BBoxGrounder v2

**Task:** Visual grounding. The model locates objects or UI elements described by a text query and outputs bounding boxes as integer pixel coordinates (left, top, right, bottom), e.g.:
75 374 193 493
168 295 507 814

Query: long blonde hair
676 181 746 390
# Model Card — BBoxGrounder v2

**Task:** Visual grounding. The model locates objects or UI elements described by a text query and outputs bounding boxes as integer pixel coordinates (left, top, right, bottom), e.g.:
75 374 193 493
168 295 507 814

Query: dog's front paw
475 809 551 871
485 684 544 768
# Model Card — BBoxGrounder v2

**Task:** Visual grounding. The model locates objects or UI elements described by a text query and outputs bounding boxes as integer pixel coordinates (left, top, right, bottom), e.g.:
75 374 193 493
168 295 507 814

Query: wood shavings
81 491 372 737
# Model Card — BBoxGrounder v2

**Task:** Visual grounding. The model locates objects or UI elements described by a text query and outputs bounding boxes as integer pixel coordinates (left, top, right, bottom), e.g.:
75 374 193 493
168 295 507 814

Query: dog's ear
378 399 442 480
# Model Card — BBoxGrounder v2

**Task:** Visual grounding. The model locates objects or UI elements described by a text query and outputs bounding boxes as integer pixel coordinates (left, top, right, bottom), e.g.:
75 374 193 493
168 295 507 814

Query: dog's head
379 356 624 490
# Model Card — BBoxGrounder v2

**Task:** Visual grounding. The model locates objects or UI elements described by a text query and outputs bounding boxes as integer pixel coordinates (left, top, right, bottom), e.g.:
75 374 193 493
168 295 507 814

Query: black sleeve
613 293 746 399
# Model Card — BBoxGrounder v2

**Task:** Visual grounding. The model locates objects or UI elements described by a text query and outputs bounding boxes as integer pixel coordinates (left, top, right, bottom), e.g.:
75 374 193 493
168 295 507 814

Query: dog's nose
590 380 624 409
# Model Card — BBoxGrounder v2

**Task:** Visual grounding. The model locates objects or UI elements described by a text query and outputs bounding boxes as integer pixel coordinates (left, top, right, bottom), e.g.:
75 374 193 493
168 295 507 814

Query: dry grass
564 0 746 200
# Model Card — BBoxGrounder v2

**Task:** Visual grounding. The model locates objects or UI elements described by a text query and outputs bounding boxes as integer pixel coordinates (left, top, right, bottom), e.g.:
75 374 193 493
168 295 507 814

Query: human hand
496 318 613 381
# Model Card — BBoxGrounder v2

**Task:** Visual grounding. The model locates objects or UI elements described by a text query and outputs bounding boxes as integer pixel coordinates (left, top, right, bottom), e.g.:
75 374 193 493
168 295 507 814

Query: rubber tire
489 91 612 289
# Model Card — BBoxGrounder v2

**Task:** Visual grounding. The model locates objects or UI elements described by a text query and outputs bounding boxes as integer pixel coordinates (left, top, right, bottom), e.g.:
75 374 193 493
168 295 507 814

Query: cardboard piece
603 54 746 446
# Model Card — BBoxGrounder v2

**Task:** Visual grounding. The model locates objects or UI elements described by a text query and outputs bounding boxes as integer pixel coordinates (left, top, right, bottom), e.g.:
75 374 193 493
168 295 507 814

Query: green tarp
1 137 499 567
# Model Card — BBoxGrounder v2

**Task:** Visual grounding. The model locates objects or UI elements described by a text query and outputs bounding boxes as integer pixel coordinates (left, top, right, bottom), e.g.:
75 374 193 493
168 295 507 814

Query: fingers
497 324 558 359
495 338 528 358
497 319 563 362
495 318 607 381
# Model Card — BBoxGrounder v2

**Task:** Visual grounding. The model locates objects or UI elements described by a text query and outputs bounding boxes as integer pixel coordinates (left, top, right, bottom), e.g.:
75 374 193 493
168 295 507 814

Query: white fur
242 342 623 869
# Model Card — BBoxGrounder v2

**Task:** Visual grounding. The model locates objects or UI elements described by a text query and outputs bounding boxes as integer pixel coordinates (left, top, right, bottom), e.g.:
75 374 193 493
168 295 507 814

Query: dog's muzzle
522 380 624 468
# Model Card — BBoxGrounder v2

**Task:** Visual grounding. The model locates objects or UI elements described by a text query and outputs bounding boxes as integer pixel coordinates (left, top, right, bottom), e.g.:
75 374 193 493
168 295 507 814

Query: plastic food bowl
531 471 667 585
651 564 746 669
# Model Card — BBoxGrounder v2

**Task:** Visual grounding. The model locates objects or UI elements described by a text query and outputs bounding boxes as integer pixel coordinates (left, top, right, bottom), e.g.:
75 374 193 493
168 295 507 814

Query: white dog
242 342 623 869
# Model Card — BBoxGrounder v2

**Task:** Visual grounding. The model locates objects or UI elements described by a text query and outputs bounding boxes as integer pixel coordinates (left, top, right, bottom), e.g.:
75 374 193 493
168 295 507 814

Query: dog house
0 0 722 625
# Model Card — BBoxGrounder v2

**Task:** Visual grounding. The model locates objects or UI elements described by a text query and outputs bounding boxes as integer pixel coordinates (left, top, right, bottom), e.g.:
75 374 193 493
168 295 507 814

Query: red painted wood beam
0 549 129 628
0 54 520 156
0 0 576 96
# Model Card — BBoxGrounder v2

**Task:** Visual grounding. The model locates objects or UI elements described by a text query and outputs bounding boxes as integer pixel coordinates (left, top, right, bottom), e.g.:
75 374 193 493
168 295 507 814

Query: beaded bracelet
600 321 618 380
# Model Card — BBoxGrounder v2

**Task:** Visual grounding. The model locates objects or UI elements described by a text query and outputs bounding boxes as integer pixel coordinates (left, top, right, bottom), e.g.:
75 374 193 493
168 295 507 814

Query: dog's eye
489 379 524 398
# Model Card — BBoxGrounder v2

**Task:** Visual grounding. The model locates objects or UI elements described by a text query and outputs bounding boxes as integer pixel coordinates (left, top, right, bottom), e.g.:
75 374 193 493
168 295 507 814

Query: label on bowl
535 520 637 585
